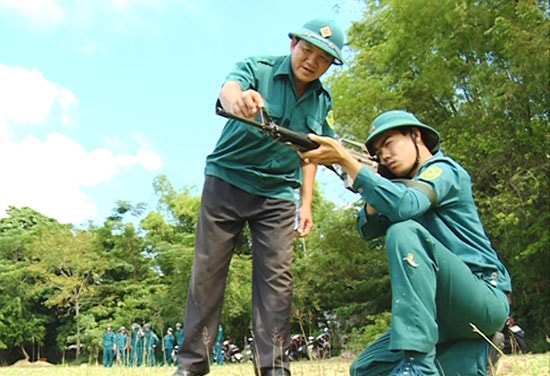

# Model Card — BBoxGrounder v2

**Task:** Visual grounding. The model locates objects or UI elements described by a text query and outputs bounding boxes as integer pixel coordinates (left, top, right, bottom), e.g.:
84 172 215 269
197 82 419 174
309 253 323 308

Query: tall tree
28 225 108 360
0 207 56 362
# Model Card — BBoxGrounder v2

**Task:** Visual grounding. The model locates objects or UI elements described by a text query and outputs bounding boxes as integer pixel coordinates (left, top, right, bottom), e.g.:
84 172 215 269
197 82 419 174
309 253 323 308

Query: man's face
290 39 333 85
372 129 417 177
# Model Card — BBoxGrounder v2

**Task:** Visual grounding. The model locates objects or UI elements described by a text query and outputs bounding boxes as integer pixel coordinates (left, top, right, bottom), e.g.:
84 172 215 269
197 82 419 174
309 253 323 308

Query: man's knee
386 220 427 252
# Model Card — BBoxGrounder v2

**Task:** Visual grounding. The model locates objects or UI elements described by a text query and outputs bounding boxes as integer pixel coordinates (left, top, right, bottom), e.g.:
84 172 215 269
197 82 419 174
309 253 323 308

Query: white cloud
0 0 64 23
0 64 162 224
0 64 76 127
0 0 202 27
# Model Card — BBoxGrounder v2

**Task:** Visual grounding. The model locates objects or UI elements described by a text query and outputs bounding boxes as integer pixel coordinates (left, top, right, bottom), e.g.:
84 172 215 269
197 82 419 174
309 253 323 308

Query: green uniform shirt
116 332 128 349
354 151 512 292
103 330 116 347
205 55 335 201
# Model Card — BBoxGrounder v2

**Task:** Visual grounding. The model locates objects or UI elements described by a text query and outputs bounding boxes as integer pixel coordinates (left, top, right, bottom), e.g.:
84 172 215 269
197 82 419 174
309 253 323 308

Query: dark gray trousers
177 176 296 375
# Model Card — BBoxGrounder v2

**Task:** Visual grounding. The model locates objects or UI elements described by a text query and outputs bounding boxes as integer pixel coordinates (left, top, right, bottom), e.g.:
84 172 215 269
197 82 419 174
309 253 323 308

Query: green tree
28 224 108 360
0 207 56 362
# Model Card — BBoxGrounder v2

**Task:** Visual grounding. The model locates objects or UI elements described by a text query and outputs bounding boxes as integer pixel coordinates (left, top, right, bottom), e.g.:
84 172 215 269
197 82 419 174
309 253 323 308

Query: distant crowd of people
101 322 184 367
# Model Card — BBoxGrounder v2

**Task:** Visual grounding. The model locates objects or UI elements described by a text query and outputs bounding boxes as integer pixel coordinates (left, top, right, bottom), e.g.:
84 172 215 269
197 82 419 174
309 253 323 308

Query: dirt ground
10 359 54 367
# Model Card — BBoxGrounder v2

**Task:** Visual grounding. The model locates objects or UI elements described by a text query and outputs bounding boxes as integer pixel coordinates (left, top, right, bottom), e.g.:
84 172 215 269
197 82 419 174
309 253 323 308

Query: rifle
215 106 378 191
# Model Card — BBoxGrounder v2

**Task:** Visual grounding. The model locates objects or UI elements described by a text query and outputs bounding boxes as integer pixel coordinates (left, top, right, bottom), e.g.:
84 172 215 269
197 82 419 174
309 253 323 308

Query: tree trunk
20 345 30 361
74 289 81 361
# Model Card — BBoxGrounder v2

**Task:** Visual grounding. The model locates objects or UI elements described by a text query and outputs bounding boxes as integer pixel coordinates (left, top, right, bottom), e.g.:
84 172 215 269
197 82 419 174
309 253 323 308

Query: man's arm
296 161 317 237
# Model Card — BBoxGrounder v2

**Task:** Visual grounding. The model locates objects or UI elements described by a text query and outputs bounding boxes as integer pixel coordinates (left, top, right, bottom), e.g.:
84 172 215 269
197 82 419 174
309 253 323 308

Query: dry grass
0 354 548 376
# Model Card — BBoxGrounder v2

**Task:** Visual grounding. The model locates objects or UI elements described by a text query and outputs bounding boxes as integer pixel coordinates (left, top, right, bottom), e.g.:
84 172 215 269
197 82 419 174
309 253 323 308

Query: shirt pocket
306 115 323 134
265 104 284 123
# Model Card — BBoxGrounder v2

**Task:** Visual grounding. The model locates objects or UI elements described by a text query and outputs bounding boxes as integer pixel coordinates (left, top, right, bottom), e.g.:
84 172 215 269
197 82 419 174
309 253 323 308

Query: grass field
0 354 548 376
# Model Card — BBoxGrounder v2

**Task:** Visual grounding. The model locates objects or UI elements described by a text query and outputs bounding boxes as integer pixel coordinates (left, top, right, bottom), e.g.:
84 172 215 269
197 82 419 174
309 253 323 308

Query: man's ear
290 37 300 50
412 128 424 145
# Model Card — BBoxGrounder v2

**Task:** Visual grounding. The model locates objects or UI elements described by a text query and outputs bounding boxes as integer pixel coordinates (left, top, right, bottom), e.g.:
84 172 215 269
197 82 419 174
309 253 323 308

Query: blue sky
0 0 363 226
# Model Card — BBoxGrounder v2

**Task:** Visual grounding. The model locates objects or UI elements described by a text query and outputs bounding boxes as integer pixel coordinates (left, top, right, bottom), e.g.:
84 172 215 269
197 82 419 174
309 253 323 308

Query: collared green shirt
354 151 512 292
205 55 335 201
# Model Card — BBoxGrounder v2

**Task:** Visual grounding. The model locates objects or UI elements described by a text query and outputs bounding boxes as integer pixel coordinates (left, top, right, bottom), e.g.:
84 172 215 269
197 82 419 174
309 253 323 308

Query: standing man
212 324 224 366
144 322 159 366
174 322 184 365
116 326 129 366
171 17 345 376
175 322 185 350
102 324 116 367
163 327 175 366
299 110 512 375
130 322 144 366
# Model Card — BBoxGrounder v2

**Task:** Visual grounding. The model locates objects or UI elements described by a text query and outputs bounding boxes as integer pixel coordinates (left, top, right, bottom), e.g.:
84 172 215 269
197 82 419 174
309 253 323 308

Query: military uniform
102 325 116 367
349 111 512 376
212 324 224 365
163 329 175 365
144 323 159 366
130 323 144 367
115 327 128 366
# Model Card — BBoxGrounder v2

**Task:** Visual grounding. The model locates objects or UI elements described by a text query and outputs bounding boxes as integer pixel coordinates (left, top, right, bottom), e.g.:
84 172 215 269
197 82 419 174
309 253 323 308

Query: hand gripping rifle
215 106 378 192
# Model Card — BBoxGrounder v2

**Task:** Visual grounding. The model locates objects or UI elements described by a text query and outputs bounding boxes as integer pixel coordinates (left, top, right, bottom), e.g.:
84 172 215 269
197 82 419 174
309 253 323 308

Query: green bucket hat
365 110 440 155
289 18 344 65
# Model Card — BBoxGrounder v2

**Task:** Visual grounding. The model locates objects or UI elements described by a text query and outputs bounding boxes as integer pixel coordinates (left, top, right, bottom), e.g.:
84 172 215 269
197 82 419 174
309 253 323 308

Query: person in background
163 327 175 366
115 326 129 366
144 322 159 366
212 324 224 366
175 322 185 349
174 322 184 365
102 324 116 367
299 110 512 375
130 322 144 367
171 16 345 376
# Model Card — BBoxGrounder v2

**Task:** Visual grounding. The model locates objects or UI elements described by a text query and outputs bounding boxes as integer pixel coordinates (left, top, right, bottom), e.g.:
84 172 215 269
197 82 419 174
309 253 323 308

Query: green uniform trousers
350 220 509 376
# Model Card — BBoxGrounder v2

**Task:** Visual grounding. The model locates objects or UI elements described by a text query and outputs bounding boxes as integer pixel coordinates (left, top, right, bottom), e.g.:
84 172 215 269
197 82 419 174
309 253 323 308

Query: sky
0 0 364 226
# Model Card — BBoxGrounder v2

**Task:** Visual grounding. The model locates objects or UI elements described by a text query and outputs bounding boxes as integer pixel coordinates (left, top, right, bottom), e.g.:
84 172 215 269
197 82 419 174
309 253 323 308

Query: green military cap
365 110 440 155
289 17 345 65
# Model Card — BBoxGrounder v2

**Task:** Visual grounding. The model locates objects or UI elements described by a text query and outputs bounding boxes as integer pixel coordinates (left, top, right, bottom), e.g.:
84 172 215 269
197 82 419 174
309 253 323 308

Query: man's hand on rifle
219 82 265 118
299 134 364 182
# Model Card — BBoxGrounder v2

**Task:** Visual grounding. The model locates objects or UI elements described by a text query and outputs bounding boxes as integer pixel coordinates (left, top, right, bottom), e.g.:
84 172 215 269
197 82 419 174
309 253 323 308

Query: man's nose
305 54 320 67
